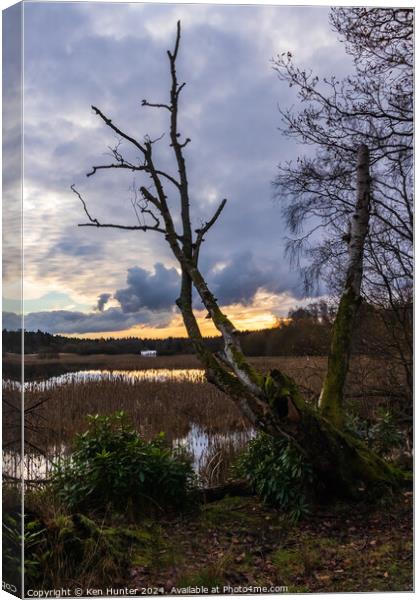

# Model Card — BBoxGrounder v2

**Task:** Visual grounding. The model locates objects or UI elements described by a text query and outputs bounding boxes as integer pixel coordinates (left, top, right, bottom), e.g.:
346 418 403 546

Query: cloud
2 312 22 331
2 251 315 335
114 263 180 312
6 3 353 334
96 293 111 312
3 307 173 335
204 251 303 306
111 256 302 314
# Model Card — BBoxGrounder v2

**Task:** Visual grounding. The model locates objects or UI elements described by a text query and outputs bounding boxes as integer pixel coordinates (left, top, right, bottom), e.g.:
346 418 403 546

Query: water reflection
3 368 252 487
6 368 206 391
176 424 254 485
3 424 254 487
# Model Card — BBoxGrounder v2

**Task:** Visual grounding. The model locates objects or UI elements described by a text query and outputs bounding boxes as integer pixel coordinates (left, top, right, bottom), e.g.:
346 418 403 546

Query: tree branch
91 105 147 155
87 163 140 177
71 184 168 235
168 20 181 61
194 198 227 262
141 99 171 111
71 184 100 226
78 222 167 233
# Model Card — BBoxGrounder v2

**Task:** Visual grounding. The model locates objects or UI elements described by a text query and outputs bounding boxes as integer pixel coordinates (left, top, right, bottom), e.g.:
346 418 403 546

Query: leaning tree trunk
172 145 409 498
76 23 410 500
174 243 409 499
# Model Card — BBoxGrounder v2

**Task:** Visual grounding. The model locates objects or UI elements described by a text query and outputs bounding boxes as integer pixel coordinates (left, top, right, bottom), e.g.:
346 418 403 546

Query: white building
140 350 157 357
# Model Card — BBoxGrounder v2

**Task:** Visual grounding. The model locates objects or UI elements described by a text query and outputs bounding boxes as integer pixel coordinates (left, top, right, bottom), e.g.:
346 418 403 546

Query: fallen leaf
315 574 331 582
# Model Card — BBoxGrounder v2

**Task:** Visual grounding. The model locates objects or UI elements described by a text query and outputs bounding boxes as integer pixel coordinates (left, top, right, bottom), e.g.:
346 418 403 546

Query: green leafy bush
235 432 313 521
51 411 196 513
346 409 405 458
371 409 405 456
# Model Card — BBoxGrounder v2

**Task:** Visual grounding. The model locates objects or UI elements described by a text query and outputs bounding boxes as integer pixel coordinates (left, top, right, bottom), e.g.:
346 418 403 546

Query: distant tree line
2 328 199 356
2 300 410 360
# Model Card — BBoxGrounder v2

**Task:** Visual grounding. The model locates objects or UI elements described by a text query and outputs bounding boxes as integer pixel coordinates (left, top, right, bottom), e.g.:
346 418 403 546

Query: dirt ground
125 492 413 594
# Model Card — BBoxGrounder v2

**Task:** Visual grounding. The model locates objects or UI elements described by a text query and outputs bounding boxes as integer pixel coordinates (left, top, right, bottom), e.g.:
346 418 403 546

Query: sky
3 1 354 338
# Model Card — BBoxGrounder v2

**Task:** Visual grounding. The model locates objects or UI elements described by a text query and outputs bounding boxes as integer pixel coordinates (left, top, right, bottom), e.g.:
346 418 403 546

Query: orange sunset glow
69 309 283 340
66 290 298 339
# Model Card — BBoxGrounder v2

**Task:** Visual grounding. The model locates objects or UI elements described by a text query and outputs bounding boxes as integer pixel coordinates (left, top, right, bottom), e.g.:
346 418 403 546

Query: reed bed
2 354 409 485
3 375 250 484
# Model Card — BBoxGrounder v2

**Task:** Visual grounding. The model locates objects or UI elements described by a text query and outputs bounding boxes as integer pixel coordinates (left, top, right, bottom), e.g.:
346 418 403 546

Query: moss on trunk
319 289 360 428
264 368 409 499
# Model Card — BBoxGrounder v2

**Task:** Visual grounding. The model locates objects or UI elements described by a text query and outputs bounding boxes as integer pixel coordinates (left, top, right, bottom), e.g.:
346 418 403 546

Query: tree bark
319 144 371 427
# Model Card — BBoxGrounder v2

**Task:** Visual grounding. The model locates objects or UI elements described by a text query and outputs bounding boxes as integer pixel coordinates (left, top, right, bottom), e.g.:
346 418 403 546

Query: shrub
235 432 313 521
345 409 405 458
371 409 405 457
19 507 150 589
2 512 46 592
51 411 196 514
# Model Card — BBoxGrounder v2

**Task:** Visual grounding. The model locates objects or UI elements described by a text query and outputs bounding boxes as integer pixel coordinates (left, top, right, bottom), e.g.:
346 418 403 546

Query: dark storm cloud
111 255 302 314
3 307 173 335
207 252 302 306
114 263 180 312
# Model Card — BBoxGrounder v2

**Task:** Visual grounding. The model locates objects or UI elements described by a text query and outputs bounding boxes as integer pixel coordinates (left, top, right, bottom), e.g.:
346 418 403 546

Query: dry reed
2 354 409 484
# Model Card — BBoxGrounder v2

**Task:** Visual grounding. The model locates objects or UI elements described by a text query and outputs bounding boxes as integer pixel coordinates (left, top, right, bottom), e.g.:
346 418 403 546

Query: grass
13 487 412 594
152 493 413 593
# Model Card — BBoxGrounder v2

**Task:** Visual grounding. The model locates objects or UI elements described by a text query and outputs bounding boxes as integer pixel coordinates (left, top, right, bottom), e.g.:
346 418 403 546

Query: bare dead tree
72 21 408 497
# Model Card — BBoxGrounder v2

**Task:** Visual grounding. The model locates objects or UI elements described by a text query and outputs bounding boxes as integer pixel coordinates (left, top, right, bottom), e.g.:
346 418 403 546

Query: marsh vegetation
3 353 411 487
3 351 412 596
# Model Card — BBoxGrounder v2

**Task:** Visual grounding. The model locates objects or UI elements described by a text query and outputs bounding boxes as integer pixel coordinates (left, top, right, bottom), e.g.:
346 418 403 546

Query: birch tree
273 7 413 401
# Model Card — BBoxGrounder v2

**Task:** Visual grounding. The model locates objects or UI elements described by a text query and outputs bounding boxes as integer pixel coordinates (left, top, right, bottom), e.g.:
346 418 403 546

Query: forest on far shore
2 299 411 360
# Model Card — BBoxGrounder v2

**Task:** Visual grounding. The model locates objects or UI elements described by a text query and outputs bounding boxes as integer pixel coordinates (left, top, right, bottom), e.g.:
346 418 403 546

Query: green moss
132 542 180 570
291 399 410 499
270 525 412 594
228 344 264 387
272 547 300 568
264 369 305 411
212 308 232 327
336 427 410 492
117 527 154 543
128 522 182 572
201 496 261 529
176 551 233 589
27 511 175 589
319 289 361 428
289 585 311 592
